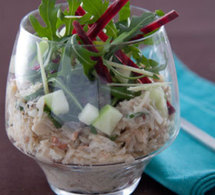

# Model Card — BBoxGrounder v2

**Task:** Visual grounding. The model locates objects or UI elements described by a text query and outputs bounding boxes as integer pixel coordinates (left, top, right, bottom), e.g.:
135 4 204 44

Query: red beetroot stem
76 6 109 42
132 10 179 40
73 21 112 82
75 6 86 15
87 0 129 40
141 10 178 34
115 50 152 83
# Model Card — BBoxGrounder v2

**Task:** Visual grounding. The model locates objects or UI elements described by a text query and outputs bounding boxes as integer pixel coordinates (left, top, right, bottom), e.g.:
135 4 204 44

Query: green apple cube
78 103 99 125
149 87 168 117
93 105 123 136
44 90 69 115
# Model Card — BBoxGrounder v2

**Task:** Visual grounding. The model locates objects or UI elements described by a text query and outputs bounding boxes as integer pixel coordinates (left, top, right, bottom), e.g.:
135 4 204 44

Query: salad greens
24 0 177 128
29 0 59 41
118 2 130 21
82 0 109 23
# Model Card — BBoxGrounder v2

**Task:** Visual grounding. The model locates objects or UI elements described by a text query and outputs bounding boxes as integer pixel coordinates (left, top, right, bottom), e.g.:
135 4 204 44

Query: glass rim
19 4 164 46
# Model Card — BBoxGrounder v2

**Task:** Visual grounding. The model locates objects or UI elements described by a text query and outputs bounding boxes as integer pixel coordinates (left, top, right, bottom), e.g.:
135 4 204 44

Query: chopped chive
109 135 118 141
44 105 62 129
90 126 98 134
126 112 146 119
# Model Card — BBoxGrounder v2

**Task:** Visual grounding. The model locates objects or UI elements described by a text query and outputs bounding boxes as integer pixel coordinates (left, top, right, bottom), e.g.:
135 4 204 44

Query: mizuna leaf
119 1 130 22
82 0 109 23
73 21 112 82
29 0 59 40
112 12 156 44
58 0 81 35
70 35 97 80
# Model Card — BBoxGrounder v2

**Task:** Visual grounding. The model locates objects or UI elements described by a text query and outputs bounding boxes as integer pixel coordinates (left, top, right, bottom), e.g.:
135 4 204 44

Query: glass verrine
5 4 180 195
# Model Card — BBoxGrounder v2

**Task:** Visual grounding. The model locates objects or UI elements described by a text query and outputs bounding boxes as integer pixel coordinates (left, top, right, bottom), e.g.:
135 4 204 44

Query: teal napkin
145 55 215 195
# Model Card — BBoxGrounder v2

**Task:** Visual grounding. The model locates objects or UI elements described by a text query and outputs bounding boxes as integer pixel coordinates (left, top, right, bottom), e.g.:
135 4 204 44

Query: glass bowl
5 4 180 195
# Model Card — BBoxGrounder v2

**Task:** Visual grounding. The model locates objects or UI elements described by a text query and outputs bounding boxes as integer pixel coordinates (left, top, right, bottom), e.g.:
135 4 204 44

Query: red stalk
75 6 109 42
72 6 87 34
132 10 179 40
75 6 86 16
73 21 112 82
98 31 109 42
115 50 152 83
142 10 178 34
87 0 129 40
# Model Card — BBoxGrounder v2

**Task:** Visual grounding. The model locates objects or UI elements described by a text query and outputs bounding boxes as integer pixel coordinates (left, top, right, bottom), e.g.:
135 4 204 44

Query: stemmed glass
5 3 180 195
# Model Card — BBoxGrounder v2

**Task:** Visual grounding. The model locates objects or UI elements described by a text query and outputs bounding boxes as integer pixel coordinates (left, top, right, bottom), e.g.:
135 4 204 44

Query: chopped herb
18 106 24 111
109 135 118 141
90 126 98 134
126 112 147 119
155 10 165 17
44 105 62 128
101 85 141 101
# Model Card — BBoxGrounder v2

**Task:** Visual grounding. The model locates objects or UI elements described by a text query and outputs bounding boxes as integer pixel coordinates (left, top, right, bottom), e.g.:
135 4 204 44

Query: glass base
50 178 141 195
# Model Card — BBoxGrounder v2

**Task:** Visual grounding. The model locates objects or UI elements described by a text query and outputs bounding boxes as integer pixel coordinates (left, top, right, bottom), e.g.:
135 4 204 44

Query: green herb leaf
67 0 81 14
82 0 109 23
109 135 118 141
57 0 81 36
29 0 59 40
101 86 141 101
155 9 165 17
44 105 62 128
90 126 98 134
16 104 24 111
79 13 93 25
126 112 145 119
105 21 118 39
113 12 156 45
143 58 167 74
119 1 130 22
70 35 101 80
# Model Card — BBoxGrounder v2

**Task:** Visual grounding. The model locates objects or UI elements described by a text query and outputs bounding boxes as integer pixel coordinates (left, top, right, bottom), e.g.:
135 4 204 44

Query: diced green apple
44 90 69 115
92 105 123 136
149 87 168 117
78 103 99 125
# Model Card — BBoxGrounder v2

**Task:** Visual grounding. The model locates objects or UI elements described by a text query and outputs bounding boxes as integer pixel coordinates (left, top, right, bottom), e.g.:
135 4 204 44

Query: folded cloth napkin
145 55 215 195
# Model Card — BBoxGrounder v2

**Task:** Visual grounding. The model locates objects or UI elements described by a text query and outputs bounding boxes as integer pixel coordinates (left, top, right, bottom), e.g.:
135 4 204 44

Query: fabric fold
191 173 215 195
